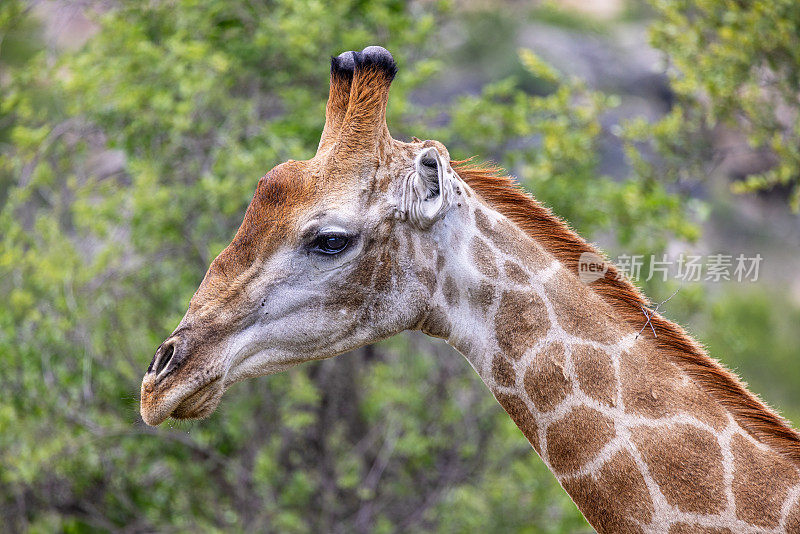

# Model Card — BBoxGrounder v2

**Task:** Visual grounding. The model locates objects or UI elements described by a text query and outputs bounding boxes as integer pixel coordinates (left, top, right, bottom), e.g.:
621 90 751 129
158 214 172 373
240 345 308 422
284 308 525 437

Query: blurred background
2 0 799 532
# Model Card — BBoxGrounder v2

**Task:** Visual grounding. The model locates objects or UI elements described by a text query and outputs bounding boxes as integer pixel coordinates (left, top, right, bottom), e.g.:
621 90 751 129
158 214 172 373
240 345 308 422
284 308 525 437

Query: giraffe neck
419 198 800 533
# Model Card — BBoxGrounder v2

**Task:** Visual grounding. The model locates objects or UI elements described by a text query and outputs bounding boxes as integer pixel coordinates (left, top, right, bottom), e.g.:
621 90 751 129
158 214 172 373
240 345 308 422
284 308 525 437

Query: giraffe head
140 47 467 425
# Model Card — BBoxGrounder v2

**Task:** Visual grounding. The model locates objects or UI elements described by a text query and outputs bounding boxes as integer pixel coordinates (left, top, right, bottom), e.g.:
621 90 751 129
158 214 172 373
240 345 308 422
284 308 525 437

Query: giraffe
140 46 800 533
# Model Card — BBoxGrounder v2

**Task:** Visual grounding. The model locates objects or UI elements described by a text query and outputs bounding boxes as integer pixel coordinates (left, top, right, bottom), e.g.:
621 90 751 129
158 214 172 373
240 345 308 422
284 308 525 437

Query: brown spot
620 346 728 430
546 406 615 474
436 253 445 273
443 275 460 307
561 449 653 533
489 218 550 269
374 247 393 292
495 392 539 452
731 433 799 527
417 268 436 295
492 353 516 387
470 235 499 277
352 250 377 286
504 260 529 285
495 290 550 360
672 381 730 431
468 282 495 314
668 524 732 534
325 258 370 311
474 207 494 236
420 306 451 339
631 424 725 514
524 343 570 412
572 345 616 406
545 270 618 343
491 219 526 254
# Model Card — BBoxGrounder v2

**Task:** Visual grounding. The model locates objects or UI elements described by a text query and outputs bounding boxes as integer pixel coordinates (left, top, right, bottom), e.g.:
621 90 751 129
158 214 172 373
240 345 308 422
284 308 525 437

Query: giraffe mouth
168 377 224 421
140 373 224 426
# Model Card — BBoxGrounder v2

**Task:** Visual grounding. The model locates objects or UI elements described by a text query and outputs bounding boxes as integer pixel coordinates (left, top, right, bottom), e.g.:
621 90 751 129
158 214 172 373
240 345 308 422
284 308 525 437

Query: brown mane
453 159 800 464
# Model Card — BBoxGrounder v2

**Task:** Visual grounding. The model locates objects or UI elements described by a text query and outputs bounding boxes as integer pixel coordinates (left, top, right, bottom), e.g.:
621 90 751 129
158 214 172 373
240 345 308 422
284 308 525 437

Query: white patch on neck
534 259 561 284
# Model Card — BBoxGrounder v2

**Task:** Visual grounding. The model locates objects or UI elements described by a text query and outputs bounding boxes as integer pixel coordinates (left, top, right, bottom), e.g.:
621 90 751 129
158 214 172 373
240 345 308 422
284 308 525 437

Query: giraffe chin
141 376 224 426
169 378 224 421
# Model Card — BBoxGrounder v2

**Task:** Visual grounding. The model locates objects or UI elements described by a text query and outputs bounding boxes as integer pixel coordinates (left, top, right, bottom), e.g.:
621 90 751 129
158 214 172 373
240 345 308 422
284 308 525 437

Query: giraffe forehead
193 161 318 298
317 137 430 191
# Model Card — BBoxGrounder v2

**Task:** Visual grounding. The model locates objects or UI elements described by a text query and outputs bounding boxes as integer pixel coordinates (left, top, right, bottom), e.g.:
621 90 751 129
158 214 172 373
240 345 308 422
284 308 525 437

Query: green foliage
528 2 611 35
439 48 698 250
628 0 800 209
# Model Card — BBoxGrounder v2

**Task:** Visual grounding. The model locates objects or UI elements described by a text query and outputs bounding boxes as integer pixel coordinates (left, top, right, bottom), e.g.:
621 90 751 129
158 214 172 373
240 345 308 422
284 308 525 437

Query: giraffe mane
452 158 800 465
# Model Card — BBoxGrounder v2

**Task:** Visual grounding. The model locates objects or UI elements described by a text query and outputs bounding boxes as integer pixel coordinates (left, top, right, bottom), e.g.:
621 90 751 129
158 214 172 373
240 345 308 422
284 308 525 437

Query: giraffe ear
400 147 455 230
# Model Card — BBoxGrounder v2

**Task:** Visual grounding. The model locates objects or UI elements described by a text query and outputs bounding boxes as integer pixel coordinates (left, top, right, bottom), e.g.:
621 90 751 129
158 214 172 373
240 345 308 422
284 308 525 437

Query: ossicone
352 46 397 81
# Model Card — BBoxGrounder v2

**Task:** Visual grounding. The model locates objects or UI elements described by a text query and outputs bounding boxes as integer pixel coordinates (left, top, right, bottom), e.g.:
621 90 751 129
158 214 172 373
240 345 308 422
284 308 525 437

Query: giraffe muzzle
141 332 227 425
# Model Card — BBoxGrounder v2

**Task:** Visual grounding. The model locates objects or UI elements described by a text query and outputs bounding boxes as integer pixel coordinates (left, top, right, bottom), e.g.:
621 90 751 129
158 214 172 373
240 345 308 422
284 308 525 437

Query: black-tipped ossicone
355 45 397 80
331 45 397 81
331 50 356 79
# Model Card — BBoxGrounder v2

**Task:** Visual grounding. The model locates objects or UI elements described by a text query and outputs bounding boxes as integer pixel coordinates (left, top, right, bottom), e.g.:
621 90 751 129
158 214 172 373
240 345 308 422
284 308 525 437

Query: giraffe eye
313 233 350 255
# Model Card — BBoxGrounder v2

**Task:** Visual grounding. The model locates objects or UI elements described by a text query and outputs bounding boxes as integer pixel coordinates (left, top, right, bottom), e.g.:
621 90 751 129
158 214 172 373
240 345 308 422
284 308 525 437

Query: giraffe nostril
151 342 175 377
